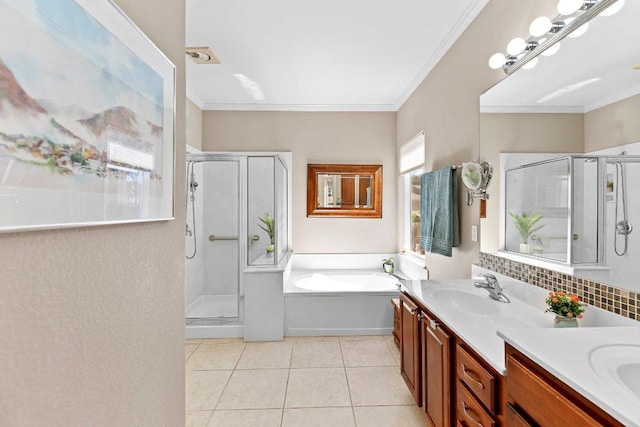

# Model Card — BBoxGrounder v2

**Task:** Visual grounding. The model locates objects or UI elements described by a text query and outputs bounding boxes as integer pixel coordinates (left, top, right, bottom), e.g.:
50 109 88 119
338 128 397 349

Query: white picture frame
0 0 175 232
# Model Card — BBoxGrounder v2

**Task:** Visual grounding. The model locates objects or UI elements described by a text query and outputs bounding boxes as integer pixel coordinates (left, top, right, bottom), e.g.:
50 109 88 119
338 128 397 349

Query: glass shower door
185 159 240 320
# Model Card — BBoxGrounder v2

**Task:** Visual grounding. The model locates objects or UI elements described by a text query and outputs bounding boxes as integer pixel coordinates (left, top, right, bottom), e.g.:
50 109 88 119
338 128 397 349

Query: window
399 132 425 255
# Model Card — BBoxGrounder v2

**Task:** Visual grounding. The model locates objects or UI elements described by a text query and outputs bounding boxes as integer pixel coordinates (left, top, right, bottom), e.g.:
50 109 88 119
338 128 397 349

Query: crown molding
585 86 640 113
480 105 584 114
201 103 397 112
393 0 490 111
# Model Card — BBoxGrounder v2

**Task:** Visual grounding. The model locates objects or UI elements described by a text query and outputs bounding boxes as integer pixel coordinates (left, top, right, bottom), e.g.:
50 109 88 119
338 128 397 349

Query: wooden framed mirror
307 164 382 218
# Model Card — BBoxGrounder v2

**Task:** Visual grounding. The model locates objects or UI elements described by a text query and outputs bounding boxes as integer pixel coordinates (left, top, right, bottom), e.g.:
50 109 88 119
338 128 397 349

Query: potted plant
382 258 394 274
545 291 585 328
258 213 275 256
508 211 544 254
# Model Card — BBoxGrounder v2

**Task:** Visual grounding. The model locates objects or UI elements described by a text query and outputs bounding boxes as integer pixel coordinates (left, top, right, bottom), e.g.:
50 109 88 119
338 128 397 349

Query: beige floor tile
341 339 397 367
186 410 213 427
186 370 232 410
353 405 425 426
186 338 204 344
384 336 401 366
236 341 293 369
282 407 355 427
292 336 340 342
186 342 246 370
285 368 351 408
217 369 289 409
346 367 415 406
290 341 343 368
201 337 245 345
339 335 384 341
186 343 199 361
208 409 282 427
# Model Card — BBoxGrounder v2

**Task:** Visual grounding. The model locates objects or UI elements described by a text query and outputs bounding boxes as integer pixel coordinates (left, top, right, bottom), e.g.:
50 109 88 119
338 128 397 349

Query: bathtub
289 271 399 293
283 254 425 336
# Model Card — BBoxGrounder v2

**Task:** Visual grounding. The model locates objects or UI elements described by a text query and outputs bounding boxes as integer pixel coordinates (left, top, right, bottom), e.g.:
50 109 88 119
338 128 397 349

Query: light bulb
568 22 589 38
557 0 583 15
541 43 561 56
522 58 539 70
507 38 526 56
601 0 625 16
489 53 507 70
529 16 552 37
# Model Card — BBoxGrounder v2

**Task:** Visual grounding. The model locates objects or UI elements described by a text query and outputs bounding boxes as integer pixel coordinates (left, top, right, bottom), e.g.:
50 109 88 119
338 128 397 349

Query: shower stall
502 154 639 286
184 152 290 332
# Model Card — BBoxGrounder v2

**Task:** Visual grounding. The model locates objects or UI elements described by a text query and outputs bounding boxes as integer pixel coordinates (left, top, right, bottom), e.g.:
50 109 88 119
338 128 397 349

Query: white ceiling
481 0 640 112
185 0 488 111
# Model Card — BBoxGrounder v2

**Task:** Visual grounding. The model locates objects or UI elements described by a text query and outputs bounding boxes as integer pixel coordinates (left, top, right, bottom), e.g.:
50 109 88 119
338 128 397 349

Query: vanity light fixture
489 0 622 74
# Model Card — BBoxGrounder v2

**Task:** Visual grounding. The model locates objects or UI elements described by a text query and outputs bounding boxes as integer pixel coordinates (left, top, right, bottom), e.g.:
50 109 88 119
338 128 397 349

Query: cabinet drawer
506 354 602 426
456 380 495 427
456 345 496 413
505 402 532 427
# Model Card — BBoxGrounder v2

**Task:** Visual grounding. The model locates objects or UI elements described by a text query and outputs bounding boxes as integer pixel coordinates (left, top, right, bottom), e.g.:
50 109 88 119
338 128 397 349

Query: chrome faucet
473 273 510 303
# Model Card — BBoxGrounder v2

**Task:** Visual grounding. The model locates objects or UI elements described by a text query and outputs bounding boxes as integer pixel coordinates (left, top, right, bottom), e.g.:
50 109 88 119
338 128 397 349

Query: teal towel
419 166 460 257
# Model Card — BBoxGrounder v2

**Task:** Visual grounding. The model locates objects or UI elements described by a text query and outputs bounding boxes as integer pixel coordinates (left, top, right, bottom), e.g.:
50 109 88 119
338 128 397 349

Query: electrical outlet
471 225 478 242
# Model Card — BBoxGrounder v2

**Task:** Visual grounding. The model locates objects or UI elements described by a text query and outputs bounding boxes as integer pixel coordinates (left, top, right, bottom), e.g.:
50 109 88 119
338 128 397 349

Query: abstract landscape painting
0 0 175 231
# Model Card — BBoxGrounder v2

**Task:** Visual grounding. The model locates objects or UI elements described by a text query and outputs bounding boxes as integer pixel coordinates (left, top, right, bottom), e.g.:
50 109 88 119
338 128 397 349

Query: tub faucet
473 273 510 303
385 271 407 291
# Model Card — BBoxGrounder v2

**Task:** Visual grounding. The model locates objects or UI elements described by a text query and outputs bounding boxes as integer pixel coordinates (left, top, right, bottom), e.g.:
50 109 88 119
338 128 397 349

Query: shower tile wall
203 161 240 298
478 252 639 321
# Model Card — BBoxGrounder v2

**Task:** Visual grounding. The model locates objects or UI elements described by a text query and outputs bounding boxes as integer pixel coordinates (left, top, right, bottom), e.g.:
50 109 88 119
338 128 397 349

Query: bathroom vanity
398 269 640 427
400 288 505 426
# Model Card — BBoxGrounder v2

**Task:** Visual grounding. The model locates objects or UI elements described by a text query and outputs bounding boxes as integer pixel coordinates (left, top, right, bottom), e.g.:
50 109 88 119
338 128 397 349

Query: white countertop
400 278 550 374
399 267 640 426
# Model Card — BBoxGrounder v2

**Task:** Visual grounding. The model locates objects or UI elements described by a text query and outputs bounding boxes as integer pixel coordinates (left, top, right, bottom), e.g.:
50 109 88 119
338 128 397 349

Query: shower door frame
185 153 247 322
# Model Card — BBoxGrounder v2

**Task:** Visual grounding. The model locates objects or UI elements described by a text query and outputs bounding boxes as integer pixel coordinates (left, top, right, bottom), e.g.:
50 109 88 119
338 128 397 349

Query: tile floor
185 335 426 427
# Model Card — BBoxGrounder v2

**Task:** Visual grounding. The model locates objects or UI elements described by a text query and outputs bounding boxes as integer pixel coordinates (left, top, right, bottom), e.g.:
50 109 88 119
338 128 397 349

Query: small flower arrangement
545 291 585 319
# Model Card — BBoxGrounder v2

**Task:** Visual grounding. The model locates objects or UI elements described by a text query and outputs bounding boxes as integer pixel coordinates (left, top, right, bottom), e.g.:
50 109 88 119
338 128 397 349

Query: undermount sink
430 288 501 315
589 344 640 401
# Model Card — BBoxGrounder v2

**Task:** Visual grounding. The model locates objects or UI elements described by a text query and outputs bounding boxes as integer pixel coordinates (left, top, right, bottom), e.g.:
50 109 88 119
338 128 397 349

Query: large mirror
307 164 382 218
479 0 640 292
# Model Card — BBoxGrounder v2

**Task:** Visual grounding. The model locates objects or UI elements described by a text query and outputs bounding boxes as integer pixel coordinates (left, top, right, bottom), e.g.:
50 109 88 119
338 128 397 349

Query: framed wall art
0 0 175 232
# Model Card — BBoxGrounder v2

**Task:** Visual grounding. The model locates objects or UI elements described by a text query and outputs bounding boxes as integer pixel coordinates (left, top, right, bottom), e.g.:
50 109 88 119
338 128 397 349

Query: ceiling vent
186 47 220 64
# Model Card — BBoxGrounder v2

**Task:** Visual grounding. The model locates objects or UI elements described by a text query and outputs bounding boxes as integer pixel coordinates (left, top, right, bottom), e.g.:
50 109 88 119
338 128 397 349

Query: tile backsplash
478 252 639 321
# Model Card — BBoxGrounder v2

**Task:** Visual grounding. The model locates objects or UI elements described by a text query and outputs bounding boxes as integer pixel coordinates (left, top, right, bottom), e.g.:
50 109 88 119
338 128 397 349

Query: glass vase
553 315 579 328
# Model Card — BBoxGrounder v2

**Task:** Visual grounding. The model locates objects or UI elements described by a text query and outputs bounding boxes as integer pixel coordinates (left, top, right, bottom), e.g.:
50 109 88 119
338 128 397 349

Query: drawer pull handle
462 402 484 427
461 363 485 390
408 306 417 315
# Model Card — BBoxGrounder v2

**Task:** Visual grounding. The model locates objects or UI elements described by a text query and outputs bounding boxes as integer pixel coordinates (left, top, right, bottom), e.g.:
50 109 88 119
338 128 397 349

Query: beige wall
187 98 203 150
396 0 558 278
202 111 397 253
1 1 186 425
479 113 585 253
585 93 640 152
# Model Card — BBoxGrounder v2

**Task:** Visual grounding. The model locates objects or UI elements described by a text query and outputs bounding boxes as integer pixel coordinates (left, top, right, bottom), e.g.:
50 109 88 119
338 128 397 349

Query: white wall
1 0 186 424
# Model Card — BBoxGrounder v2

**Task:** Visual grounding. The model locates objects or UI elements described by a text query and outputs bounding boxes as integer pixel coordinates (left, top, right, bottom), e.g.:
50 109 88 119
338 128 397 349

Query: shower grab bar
208 235 239 241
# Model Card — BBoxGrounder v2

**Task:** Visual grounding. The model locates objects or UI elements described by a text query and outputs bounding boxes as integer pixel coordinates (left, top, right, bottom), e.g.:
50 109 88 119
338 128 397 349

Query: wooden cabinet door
400 293 421 404
421 311 452 427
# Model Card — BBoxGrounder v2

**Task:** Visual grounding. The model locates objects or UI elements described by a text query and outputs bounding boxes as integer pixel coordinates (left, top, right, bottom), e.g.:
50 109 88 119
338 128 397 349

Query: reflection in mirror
316 173 373 208
307 164 382 218
479 1 640 291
